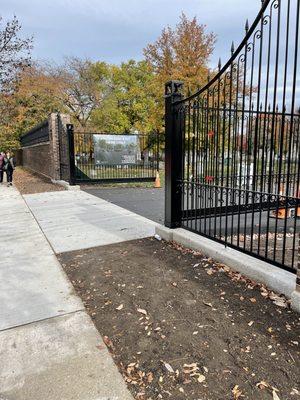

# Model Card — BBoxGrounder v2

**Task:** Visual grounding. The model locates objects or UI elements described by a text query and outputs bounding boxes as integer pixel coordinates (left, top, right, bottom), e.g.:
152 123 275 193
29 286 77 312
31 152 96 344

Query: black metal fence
20 120 49 147
165 0 300 273
72 130 161 184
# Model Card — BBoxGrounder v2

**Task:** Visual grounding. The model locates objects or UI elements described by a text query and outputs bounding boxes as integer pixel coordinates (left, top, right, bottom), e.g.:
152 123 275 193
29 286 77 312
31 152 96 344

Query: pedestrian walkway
0 185 136 400
0 186 82 330
24 190 157 253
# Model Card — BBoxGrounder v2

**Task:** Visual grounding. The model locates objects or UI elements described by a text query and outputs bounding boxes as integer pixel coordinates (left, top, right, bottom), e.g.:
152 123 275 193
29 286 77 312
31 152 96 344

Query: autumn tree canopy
0 13 217 148
144 13 216 95
52 58 112 129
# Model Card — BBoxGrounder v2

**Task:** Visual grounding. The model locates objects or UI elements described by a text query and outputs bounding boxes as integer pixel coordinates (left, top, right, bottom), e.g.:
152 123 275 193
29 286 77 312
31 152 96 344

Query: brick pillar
49 113 60 180
48 113 71 181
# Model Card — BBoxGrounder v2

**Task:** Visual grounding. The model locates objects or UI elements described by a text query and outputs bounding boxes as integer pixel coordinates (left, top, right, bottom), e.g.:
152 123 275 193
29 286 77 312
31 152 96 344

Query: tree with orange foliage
142 13 216 136
144 13 216 95
0 64 64 149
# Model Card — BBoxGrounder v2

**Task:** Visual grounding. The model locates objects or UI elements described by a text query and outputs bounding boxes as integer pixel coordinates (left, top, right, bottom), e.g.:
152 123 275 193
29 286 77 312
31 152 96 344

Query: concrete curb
156 225 299 313
51 179 81 191
291 291 300 313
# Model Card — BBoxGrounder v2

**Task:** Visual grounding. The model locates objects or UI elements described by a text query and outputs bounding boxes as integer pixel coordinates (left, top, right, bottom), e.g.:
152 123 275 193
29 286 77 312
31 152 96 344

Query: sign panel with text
93 135 141 165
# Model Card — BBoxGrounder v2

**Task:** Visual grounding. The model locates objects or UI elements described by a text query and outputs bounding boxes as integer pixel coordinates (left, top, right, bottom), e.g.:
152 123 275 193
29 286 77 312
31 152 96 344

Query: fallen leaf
184 363 198 368
183 363 199 374
197 374 206 383
248 321 254 327
256 381 269 390
273 298 288 308
103 336 114 351
232 385 243 399
163 362 174 373
290 388 300 395
137 308 147 316
273 390 281 400
116 304 124 311
147 372 154 383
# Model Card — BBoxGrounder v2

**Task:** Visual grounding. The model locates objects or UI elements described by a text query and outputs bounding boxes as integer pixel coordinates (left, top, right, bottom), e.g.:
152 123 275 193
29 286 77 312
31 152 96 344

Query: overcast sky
2 0 262 68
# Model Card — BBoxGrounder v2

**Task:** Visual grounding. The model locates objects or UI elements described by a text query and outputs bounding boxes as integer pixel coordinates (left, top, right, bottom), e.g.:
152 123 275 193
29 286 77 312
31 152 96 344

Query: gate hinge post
164 80 184 229
66 124 76 186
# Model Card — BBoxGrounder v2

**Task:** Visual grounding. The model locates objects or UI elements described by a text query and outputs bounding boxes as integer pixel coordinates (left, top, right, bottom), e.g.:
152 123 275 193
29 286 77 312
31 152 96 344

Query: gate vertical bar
164 81 184 228
67 124 76 186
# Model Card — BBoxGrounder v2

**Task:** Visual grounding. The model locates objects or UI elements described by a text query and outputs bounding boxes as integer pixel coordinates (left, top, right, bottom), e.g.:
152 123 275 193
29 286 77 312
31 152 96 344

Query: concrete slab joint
155 226 299 313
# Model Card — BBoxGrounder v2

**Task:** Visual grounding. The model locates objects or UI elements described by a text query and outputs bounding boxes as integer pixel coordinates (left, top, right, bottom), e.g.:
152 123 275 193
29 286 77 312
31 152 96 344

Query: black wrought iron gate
71 130 161 184
165 0 300 273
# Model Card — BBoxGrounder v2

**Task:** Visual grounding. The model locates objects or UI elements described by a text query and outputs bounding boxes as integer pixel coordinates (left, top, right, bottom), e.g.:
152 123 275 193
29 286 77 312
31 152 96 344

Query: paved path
0 185 138 400
24 190 157 253
85 187 165 224
0 186 82 331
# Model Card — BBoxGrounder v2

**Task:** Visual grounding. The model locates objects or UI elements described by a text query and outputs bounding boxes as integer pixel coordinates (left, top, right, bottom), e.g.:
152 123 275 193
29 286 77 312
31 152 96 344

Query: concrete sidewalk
24 190 156 253
0 185 134 400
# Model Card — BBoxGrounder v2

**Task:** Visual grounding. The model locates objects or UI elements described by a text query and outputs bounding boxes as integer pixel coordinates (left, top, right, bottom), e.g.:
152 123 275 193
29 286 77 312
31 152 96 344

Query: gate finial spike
276 104 279 112
218 58 222 71
268 103 271 112
245 19 249 32
231 41 235 54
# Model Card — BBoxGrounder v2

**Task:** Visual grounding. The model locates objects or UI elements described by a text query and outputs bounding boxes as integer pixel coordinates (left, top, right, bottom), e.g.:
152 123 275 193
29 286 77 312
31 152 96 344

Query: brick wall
20 113 71 181
22 142 52 179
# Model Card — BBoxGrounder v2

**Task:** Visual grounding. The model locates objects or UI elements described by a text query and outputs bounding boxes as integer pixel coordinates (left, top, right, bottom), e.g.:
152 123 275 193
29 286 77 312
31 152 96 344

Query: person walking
4 151 16 186
0 151 4 184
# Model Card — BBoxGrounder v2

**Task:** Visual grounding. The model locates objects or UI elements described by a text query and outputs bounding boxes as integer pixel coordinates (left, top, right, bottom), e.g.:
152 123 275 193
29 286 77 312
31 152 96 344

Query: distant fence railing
20 120 49 147
73 130 161 184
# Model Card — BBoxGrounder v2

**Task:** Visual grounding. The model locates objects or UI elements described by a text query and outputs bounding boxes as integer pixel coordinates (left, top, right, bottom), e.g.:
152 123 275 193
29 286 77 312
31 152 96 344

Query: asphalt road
84 187 165 224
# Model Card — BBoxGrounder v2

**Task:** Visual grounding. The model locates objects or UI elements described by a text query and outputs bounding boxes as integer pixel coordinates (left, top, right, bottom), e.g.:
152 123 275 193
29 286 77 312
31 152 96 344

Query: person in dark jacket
4 151 16 186
0 151 4 184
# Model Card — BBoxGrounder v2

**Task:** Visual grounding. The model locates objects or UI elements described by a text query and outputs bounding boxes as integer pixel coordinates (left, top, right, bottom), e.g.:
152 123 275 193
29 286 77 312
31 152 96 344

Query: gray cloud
1 0 262 66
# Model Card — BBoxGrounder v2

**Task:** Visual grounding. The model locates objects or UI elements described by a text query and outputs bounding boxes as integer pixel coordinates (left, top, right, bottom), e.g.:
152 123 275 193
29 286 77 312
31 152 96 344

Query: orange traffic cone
271 183 291 219
297 188 300 218
154 171 161 188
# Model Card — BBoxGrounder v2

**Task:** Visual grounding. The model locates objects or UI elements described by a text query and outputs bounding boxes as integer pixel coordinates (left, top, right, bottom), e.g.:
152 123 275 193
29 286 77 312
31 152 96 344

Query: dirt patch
59 238 300 400
13 167 65 194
